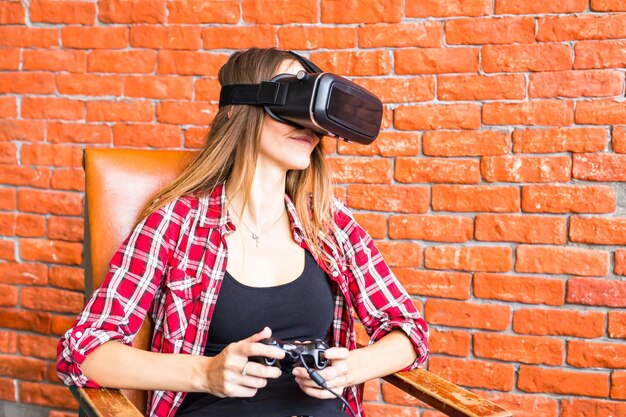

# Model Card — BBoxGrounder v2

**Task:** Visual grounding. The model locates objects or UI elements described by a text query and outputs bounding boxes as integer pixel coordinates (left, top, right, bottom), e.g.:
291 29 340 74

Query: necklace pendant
251 233 260 247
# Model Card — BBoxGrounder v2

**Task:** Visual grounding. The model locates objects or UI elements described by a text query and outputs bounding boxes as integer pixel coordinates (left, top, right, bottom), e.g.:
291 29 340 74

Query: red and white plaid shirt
57 183 429 417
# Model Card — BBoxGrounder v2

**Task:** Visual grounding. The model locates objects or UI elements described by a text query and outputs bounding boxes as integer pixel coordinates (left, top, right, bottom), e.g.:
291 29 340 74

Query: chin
286 160 312 171
279 153 312 170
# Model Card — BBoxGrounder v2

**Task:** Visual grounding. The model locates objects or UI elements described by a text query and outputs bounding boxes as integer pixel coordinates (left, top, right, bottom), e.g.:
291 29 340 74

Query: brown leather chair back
83 148 197 413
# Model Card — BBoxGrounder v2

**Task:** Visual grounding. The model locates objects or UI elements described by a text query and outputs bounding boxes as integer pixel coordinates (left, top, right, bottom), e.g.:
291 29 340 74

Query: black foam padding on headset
218 81 288 108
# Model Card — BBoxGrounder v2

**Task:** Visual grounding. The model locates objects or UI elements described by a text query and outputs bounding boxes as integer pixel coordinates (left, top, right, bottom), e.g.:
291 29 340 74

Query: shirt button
332 271 339 277
75 331 83 338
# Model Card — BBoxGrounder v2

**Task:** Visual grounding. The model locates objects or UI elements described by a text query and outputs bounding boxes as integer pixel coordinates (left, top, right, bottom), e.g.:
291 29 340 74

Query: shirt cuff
65 327 129 387
368 319 429 371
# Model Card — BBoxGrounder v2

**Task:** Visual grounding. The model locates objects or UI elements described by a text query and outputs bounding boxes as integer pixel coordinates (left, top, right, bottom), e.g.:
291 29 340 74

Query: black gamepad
250 337 328 373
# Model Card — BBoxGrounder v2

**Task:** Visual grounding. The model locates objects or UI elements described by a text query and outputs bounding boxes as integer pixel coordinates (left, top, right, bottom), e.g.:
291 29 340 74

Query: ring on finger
241 362 250 376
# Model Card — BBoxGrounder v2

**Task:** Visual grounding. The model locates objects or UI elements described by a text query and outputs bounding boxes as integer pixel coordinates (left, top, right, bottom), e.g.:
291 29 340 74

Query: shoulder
330 197 366 245
331 197 357 231
141 194 199 234
151 194 196 219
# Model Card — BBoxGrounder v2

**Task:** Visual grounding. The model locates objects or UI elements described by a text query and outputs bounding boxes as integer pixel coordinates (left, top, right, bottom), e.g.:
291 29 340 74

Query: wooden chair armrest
383 368 512 417
67 368 511 417
69 386 143 417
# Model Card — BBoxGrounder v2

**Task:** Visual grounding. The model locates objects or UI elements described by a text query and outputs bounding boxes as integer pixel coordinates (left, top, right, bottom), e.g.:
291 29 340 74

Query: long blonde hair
136 48 337 267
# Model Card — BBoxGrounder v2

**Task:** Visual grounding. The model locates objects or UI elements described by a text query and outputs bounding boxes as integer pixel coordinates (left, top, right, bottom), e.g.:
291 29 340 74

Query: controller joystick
250 337 328 373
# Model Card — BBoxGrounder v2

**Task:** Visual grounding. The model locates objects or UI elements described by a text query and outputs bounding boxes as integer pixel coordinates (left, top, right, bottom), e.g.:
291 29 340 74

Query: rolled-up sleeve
336 201 429 370
57 200 185 387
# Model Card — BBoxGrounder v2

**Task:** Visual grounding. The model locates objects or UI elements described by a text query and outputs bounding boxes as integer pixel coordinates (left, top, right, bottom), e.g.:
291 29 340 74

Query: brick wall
1 1 625 416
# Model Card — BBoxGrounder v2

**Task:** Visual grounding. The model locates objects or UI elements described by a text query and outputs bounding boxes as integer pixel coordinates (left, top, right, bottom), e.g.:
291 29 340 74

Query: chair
69 147 512 417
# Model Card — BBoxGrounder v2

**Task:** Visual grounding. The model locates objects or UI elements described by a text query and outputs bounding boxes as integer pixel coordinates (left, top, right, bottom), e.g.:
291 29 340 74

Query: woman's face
257 59 320 172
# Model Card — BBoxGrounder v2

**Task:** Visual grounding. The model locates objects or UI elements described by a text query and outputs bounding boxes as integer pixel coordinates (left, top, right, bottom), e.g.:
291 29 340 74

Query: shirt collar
197 182 231 230
197 182 306 241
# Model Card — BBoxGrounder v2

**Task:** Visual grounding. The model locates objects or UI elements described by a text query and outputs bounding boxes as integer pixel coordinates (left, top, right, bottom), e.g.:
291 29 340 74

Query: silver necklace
229 203 286 248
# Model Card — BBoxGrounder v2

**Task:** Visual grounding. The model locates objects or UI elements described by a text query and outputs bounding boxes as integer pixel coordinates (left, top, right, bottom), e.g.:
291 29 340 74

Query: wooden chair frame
70 148 512 417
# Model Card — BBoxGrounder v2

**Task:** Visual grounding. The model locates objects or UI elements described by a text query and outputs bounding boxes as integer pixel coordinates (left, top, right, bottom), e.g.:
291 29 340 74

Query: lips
290 135 313 144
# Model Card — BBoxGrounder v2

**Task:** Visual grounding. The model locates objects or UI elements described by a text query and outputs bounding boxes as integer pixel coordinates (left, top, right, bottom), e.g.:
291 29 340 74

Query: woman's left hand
292 347 352 399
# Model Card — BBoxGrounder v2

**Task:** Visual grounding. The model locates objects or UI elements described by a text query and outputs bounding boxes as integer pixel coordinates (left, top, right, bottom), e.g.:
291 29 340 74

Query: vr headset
218 51 383 145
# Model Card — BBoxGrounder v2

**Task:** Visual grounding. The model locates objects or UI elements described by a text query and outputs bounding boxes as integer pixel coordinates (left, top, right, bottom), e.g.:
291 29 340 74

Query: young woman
58 48 429 417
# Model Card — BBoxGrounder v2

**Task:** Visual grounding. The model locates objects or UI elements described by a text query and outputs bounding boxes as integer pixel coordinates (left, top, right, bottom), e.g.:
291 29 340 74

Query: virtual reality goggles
218 51 383 145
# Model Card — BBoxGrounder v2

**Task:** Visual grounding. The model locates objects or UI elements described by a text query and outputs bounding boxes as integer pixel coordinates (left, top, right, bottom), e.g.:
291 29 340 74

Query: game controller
250 337 328 373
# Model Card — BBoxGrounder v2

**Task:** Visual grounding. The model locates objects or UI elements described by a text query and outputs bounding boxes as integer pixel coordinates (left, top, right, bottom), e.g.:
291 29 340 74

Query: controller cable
297 354 357 417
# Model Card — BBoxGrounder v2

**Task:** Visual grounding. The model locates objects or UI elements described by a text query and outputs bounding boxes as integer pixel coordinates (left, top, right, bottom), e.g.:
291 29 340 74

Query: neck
225 163 287 230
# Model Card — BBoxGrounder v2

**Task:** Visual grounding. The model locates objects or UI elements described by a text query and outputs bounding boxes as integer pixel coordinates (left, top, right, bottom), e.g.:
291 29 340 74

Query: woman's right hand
202 327 284 398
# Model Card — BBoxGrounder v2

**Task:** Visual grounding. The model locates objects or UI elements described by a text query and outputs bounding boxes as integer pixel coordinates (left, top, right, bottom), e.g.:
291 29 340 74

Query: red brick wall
1 1 625 416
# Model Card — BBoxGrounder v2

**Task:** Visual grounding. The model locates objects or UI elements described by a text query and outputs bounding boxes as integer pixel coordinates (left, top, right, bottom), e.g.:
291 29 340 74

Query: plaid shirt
57 183 429 417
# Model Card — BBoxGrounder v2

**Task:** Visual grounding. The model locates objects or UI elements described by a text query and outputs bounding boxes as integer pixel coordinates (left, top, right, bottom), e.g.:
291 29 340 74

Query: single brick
483 101 574 127
438 74 526 100
529 70 623 98
513 127 607 153
474 273 564 306
423 130 510 156
518 365 609 397
567 277 626 307
446 17 534 44
474 333 564 365
516 245 609 276
396 157 480 184
395 269 471 300
561 399 626 417
321 0 402 23
406 0 492 17
513 308 605 338
395 104 481 130
395 48 479 75
495 0 586 13
575 40 626 70
573 153 626 181
481 156 571 183
425 246 512 272
347 185 429 213
570 216 626 245
428 356 514 391
375 241 422 268
389 215 473 242
568 340 626 369
608 311 626 338
482 44 572 73
522 185 615 214
475 214 566 244
433 185 520 212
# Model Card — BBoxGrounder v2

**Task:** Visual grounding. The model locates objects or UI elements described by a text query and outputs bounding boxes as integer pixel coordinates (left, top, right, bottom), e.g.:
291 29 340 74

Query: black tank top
176 250 344 417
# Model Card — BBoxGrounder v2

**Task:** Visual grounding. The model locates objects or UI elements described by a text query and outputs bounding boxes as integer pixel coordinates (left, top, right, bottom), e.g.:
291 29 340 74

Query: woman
57 48 429 417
